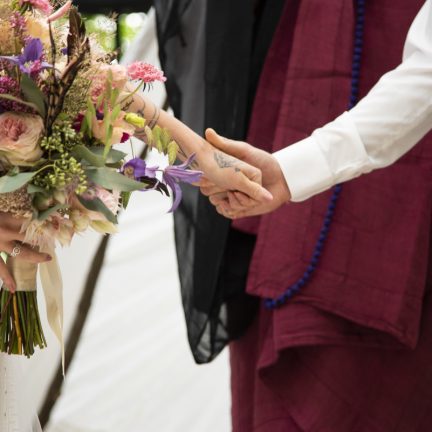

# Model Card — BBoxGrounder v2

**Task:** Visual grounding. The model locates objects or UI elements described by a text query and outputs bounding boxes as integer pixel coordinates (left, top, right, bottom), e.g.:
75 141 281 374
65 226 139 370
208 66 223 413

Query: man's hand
200 129 291 219
195 134 274 204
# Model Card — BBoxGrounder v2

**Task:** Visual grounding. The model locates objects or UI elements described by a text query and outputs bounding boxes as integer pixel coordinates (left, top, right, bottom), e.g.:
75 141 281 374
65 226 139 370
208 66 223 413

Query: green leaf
167 141 179 165
77 196 117 224
20 74 47 118
111 88 120 107
72 145 105 167
121 191 132 209
73 145 127 167
111 103 121 122
27 184 47 195
38 204 67 221
85 167 151 192
152 126 162 152
0 172 35 193
90 147 127 164
160 128 171 153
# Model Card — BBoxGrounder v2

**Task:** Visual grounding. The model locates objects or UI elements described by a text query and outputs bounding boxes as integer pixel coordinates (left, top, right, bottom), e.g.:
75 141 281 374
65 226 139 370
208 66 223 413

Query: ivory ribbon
39 247 65 374
4 248 65 372
6 258 37 292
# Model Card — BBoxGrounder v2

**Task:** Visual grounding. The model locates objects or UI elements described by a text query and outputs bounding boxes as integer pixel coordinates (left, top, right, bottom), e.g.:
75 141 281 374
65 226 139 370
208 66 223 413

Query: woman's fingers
200 184 225 197
0 259 15 292
3 242 51 264
209 192 228 206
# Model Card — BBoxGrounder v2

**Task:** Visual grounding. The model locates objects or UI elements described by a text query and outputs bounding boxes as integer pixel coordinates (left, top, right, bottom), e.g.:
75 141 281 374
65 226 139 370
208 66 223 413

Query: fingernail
45 254 52 262
260 188 272 200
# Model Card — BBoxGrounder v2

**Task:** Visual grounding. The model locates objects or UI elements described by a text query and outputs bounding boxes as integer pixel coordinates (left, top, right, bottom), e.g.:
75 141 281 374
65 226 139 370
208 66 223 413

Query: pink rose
90 64 129 104
0 113 44 166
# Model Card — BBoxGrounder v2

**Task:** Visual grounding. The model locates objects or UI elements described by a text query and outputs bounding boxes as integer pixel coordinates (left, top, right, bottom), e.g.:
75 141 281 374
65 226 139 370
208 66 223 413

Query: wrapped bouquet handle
0 254 47 356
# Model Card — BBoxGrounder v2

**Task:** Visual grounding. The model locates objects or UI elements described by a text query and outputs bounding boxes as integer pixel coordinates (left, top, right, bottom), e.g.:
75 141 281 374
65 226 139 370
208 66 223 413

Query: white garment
274 0 432 201
0 355 42 432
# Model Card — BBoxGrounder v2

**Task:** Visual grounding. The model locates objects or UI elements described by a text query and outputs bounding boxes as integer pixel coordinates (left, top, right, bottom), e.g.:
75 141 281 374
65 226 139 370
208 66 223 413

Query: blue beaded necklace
265 0 366 310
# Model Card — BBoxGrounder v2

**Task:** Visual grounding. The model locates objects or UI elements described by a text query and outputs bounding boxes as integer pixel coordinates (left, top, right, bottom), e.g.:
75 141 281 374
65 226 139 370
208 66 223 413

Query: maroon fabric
230 0 432 430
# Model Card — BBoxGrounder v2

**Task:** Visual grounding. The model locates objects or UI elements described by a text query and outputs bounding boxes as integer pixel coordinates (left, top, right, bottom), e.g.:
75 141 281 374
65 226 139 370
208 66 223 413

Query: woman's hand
0 212 51 291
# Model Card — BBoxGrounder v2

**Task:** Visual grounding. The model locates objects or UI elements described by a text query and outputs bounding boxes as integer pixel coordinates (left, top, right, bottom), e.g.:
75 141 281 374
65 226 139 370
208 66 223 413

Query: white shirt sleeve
274 0 432 202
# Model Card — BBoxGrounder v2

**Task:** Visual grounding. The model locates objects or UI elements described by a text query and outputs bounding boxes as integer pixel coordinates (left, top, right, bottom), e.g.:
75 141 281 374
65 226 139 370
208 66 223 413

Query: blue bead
276 297 285 307
321 228 329 237
353 56 361 65
307 264 316 272
264 299 274 309
284 291 293 300
291 284 300 293
298 278 306 287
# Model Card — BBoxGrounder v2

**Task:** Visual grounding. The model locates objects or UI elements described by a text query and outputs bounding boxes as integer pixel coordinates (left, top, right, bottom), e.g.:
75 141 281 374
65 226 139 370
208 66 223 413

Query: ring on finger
10 242 22 258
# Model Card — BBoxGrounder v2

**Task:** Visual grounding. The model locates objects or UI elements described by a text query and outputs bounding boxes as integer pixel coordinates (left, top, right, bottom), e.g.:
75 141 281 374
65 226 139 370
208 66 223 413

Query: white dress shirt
274 0 432 202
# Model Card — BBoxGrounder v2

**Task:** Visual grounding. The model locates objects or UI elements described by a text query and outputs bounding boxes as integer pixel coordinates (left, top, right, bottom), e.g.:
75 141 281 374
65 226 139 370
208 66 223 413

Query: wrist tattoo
177 143 200 169
214 151 240 172
148 103 161 129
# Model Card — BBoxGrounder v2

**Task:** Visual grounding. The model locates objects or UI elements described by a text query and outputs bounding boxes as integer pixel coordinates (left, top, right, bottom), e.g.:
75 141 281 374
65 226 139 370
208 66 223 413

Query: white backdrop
39 9 231 432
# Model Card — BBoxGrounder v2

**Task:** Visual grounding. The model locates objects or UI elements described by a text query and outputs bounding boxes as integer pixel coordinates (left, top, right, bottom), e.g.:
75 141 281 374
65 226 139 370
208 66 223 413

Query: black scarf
154 0 285 363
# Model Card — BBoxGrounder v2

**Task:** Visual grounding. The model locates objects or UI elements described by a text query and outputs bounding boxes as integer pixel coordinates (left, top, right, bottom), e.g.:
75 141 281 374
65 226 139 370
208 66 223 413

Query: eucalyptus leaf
20 74 47 118
0 172 35 193
27 184 47 195
77 196 117 224
72 145 105 167
90 147 127 164
38 204 67 221
85 167 150 192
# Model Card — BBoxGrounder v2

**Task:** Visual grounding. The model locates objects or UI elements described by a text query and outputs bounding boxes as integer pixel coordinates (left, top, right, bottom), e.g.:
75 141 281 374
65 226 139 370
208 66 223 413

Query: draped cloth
154 0 285 363
230 0 432 430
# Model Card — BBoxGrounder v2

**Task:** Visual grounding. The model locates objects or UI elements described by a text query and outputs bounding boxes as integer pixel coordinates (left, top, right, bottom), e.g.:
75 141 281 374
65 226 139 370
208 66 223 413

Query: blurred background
18 4 231 431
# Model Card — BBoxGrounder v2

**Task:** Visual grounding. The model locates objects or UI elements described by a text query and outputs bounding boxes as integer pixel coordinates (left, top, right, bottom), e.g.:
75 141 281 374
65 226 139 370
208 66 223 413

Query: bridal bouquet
0 0 201 357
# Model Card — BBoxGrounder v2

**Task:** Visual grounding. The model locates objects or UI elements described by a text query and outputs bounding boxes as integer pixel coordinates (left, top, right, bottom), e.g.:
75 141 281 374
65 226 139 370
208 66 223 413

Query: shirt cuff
273 137 335 202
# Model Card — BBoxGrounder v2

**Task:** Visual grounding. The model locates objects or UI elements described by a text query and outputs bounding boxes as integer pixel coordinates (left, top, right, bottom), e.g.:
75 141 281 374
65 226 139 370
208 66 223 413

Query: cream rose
0 113 44 166
91 111 135 146
25 14 50 46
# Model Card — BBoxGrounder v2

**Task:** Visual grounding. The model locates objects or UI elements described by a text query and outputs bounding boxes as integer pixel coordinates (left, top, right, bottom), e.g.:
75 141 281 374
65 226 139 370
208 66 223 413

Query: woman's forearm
127 94 208 164
125 93 273 203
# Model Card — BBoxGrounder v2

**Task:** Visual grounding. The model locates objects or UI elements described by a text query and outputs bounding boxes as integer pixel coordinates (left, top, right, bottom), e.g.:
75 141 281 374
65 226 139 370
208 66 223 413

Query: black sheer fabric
154 0 286 363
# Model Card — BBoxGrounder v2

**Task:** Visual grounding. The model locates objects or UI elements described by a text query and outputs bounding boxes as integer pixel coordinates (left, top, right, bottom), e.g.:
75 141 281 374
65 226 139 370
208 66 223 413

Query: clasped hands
197 129 291 219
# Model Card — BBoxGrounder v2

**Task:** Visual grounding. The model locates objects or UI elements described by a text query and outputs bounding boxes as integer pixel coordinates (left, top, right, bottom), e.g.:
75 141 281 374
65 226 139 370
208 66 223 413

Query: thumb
236 171 273 203
205 128 248 160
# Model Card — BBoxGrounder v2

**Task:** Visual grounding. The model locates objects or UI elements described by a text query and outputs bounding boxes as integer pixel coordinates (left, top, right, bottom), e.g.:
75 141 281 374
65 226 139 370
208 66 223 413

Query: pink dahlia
127 62 167 83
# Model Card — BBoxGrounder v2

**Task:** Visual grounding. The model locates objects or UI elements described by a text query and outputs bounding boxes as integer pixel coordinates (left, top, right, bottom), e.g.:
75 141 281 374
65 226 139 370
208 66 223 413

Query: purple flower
163 154 203 212
0 38 52 75
122 158 159 180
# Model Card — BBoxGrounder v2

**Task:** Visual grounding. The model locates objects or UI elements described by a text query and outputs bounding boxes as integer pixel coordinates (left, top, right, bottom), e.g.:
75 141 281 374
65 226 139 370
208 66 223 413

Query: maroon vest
235 0 432 355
